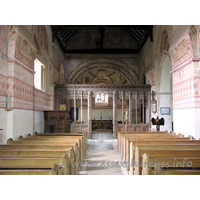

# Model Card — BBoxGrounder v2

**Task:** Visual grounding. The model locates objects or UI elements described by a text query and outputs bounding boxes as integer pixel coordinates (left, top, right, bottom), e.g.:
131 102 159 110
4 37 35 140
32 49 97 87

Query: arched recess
157 52 173 132
67 59 139 84
58 62 65 84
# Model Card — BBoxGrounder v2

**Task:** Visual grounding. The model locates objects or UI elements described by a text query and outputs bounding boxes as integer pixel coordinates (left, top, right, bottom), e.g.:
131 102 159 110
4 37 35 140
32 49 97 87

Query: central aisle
80 132 126 175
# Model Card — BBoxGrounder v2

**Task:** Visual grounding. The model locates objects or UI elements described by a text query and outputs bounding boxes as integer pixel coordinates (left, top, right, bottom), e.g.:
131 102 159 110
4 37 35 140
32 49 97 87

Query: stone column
129 91 132 124
74 91 76 124
113 91 117 138
88 91 92 138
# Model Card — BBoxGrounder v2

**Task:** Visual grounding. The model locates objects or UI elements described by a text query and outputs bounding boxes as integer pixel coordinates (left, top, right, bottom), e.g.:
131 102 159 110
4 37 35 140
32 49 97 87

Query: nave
1 130 200 175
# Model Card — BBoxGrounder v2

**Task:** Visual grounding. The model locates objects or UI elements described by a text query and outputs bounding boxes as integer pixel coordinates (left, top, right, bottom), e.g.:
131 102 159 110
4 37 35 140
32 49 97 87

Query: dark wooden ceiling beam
134 29 144 38
129 29 142 41
51 25 153 31
64 48 139 54
126 28 140 43
63 30 75 41
51 25 153 54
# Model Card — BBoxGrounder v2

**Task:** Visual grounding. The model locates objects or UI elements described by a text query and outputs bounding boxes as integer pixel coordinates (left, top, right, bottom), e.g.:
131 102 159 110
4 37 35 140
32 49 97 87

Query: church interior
1 25 200 141
1 24 200 180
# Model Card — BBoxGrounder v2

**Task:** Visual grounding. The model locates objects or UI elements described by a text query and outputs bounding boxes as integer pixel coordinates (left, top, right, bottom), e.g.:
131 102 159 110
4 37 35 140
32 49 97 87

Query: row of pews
0 132 87 175
118 131 200 175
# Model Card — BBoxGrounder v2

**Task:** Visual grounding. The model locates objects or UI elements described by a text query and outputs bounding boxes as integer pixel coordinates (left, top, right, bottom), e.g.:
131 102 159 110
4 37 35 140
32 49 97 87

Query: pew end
51 164 61 175
7 138 14 145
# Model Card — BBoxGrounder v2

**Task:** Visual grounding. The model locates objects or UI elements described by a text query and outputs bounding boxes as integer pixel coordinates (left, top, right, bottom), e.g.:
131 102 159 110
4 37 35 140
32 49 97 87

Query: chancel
1 25 200 176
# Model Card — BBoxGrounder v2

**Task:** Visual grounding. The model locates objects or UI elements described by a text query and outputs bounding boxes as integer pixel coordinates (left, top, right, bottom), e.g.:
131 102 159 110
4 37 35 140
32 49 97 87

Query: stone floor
79 132 128 175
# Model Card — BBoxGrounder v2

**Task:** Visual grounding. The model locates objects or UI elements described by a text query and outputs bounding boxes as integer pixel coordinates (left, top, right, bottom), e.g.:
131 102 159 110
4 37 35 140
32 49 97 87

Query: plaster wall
0 25 66 143
174 108 196 138
34 111 44 133
0 108 8 144
12 109 33 141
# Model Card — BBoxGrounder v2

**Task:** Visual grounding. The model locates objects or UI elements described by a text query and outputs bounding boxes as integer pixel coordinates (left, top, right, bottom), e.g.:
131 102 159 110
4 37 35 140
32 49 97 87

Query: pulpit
44 111 70 133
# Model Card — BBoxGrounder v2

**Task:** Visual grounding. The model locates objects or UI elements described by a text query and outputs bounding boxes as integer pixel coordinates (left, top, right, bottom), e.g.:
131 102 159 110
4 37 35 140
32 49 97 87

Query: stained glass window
96 93 105 103
95 93 108 105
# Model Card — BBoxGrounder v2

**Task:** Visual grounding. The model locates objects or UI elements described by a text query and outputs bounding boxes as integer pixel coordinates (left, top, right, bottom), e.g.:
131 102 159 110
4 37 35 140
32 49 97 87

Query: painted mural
65 28 137 49
15 35 35 69
104 28 137 49
170 38 193 70
0 25 7 57
76 68 129 84
0 74 7 96
32 25 49 57
198 27 200 57
34 88 51 111
0 26 8 77
67 58 139 84
66 28 101 49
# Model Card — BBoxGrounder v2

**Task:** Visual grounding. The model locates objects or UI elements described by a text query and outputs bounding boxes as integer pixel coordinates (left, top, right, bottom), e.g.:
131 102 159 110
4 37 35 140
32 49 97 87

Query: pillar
135 91 138 124
113 91 117 138
122 91 124 125
74 91 76 124
142 91 145 124
129 91 132 124
148 90 151 130
88 91 92 138
81 91 83 125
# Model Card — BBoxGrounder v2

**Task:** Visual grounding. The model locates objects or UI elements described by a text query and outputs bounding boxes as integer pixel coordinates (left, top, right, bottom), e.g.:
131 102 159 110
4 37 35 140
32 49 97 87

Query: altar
92 119 113 131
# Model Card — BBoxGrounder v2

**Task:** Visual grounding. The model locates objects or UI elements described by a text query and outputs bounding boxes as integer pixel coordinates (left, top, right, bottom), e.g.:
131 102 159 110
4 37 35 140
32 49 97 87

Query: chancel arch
67 59 139 84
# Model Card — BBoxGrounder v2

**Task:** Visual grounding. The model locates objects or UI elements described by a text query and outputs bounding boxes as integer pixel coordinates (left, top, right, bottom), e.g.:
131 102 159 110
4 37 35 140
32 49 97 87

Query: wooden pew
0 154 69 175
0 164 61 175
0 148 76 175
117 131 170 154
124 135 192 161
134 147 200 175
24 135 86 160
152 169 200 175
27 133 87 159
18 136 83 161
8 138 82 163
129 141 200 175
117 131 176 158
141 153 200 175
121 134 192 163
33 132 87 158
117 131 200 175
0 143 79 175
